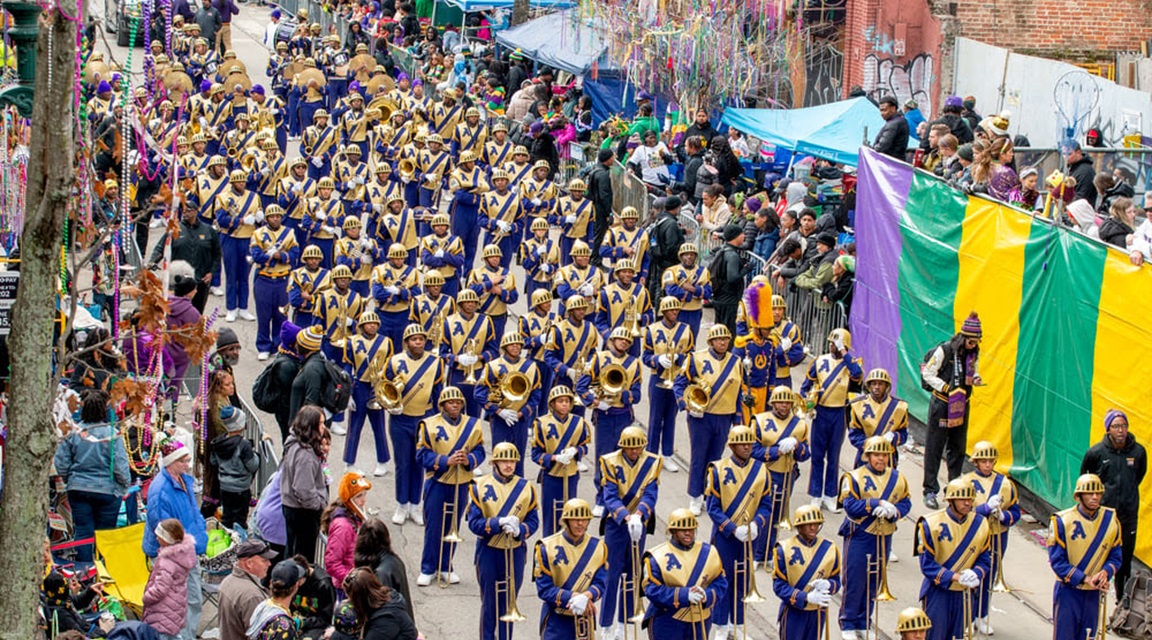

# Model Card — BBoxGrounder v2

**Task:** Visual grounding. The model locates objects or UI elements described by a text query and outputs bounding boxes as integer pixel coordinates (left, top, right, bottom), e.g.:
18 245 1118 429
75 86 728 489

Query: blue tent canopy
720 97 886 166
494 11 614 77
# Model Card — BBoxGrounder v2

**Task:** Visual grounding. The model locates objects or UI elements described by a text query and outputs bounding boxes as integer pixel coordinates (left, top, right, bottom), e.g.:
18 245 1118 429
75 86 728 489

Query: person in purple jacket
163 261 203 402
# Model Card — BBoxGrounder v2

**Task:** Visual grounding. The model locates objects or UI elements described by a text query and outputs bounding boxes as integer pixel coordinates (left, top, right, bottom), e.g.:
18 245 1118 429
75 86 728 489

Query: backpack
919 341 949 393
320 357 353 413
252 354 292 413
1112 573 1152 639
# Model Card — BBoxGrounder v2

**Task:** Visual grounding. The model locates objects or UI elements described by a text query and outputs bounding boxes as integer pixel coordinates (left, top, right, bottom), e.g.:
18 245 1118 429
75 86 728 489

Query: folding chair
94 523 150 618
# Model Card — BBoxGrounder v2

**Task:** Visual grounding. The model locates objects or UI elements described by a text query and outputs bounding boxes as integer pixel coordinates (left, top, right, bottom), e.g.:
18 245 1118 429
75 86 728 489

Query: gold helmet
530 218 549 232
560 498 593 522
771 294 786 310
318 177 336 189
727 425 756 445
548 385 575 404
571 241 591 257
302 245 323 260
490 169 510 182
613 259 636 274
568 178 586 192
513 145 529 157
426 133 443 145
482 244 502 259
707 324 732 342
195 133 211 145
358 311 381 327
229 169 247 183
793 504 825 527
620 206 639 220
865 368 891 387
896 608 933 633
618 426 648 449
532 159 551 172
457 289 480 304
971 440 999 461
566 296 589 312
667 508 699 532
1074 473 1105 497
943 478 975 502
500 332 524 349
465 106 481 119
863 435 895 456
679 243 699 256
388 243 408 259
438 386 466 405
262 139 279 151
331 265 354 279
265 205 285 218
492 122 508 133
403 323 427 341
387 193 406 207
609 326 634 344
828 328 852 351
375 163 392 174
423 271 446 287
314 108 329 119
532 289 553 307
459 149 479 164
770 386 795 405
342 216 362 230
492 442 521 462
431 213 450 227
291 157 307 169
659 296 682 314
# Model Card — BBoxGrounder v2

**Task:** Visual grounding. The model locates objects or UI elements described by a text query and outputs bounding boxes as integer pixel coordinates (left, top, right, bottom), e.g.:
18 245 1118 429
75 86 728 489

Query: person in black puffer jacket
344 568 418 640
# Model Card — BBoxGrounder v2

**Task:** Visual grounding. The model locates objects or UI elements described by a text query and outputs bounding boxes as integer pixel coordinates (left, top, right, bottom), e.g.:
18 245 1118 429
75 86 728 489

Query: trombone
731 506 765 640
619 540 646 640
496 546 527 624
574 610 594 640
865 540 896 640
991 531 1011 593
1090 588 1108 640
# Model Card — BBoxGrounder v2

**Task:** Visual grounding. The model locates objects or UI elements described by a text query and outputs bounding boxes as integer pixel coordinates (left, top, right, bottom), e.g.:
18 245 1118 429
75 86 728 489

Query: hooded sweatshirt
245 600 295 639
210 432 260 493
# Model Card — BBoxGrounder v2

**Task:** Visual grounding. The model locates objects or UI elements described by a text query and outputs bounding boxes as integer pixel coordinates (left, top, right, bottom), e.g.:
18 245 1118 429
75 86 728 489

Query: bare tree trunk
0 2 79 637
511 0 529 26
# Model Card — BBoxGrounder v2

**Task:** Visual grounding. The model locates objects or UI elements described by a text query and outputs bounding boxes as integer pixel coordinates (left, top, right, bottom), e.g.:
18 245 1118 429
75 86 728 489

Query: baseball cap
236 539 277 559
270 559 303 588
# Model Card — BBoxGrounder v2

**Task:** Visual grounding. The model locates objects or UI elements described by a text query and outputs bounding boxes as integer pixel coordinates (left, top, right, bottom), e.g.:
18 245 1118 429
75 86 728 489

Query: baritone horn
499 371 531 407
597 363 627 401
684 381 712 413
399 157 417 181
371 371 406 411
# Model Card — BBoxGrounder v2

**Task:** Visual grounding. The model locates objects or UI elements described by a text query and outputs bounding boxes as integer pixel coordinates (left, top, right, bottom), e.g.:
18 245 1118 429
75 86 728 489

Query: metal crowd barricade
390 44 417 78
240 395 279 495
678 212 700 248
775 284 849 357
611 161 650 224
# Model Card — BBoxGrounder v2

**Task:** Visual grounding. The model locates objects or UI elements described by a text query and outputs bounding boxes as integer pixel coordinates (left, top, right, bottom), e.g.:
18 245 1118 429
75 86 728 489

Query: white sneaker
888 550 899 563
712 623 731 640
975 618 994 635
664 457 680 472
416 573 433 586
257 352 270 361
689 496 703 516
811 496 823 509
238 310 256 321
373 464 390 477
577 461 589 472
599 625 616 640
409 504 425 526
841 631 860 640
225 310 237 322
592 505 604 518
823 496 841 513
392 507 408 525
444 571 460 584
211 286 224 296
610 622 624 640
330 423 347 435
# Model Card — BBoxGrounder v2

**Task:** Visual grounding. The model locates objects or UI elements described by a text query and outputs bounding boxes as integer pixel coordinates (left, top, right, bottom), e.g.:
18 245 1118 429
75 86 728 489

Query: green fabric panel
1011 222 1106 504
895 173 968 420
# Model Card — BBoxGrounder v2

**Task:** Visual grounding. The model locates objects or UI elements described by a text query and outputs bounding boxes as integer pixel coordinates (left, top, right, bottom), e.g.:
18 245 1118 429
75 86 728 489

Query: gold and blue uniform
419 230 466 297
593 282 652 353
334 235 380 296
341 331 394 467
531 412 591 536
543 317 599 397
215 187 262 313
476 355 543 475
799 352 864 501
417 411 485 576
441 310 499 415
576 349 642 463
534 530 609 640
772 532 841 640
520 235 560 297
552 193 594 266
303 194 345 267
276 173 316 237
466 264 518 337
553 263 605 315
661 263 712 335
483 137 512 169
642 538 728 638
1048 504 1122 640
848 393 909 467
479 187 523 268
249 223 299 353
642 318 695 458
385 348 445 506
915 508 992 640
704 455 771 628
286 266 329 325
674 347 744 499
599 449 662 626
750 410 811 562
600 224 650 280
371 261 420 348
966 468 1021 620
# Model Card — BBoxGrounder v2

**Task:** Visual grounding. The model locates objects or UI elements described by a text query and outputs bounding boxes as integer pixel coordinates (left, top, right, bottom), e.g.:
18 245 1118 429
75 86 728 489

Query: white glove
809 579 831 594
959 569 980 589
658 354 673 369
199 116 208 128
256 211 265 223
562 447 578 460
554 450 573 465
373 203 383 213
578 282 594 296
384 285 400 296
535 245 545 256
871 505 886 518
879 500 898 520
498 515 516 528
323 225 338 235
541 264 552 274
243 214 256 225
360 238 372 249
346 317 356 327
567 368 581 383
749 521 759 541
735 525 750 542
387 406 403 416
293 183 303 193
807 590 832 608
834 337 846 353
354 176 365 185
458 353 478 367
315 212 327 221
311 157 323 167
627 515 644 542
688 410 704 419
998 510 1010 524
501 522 518 536
435 249 445 258
424 173 438 185
987 494 1003 511
565 214 577 224
270 108 280 115
687 587 706 605
777 437 797 455
498 408 519 425
496 220 511 232
779 336 792 352
596 400 611 412
883 431 895 443
261 167 271 177
568 593 589 616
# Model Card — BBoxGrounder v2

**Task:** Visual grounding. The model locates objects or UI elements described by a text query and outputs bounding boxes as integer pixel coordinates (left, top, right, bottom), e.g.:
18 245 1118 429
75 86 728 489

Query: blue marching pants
687 413 732 497
777 606 829 640
345 381 390 467
390 414 424 506
306 157 331 182
1052 584 1103 640
311 237 335 269
254 274 287 354
379 310 408 355
711 533 751 627
298 100 323 135
420 481 469 575
840 531 889 632
221 235 252 312
922 584 969 640
679 309 702 337
646 382 678 457
539 474 578 537
592 409 634 485
441 276 461 299
489 413 530 477
754 469 795 563
350 280 369 298
539 609 579 640
534 364 553 417
649 614 712 640
808 405 847 499
326 78 348 110
453 202 481 278
476 543 527 640
600 520 646 627
489 315 508 342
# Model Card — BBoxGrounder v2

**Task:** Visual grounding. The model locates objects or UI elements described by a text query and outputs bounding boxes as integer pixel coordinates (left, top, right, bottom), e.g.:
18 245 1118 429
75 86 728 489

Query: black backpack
252 353 299 413
321 357 353 413
1112 573 1152 639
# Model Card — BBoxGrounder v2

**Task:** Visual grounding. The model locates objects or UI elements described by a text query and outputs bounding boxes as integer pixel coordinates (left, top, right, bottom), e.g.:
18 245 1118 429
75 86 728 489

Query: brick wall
952 0 1150 61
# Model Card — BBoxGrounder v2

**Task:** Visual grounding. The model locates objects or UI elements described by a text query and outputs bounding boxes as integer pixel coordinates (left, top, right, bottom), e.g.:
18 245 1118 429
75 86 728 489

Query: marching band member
642 508 728 640
251 84 286 152
340 92 370 156
467 244 519 338
418 133 452 211
253 139 287 210
520 160 557 243
751 386 811 565
915 479 991 640
399 131 426 209
441 289 499 419
894 608 932 640
341 311 393 474
286 245 329 326
964 441 1020 636
578 327 642 476
183 133 213 175
223 112 257 164
521 217 560 299
593 259 651 356
468 442 540 640
1049 473 1121 640
315 264 365 374
543 295 598 419
335 216 378 297
476 332 543 477
420 212 466 298
675 324 744 516
410 270 455 342
531 386 591 537
277 158 315 240
376 109 412 164
452 106 487 159
519 289 561 410
479 167 521 269
373 187 418 268
433 88 464 138
662 243 712 336
770 295 805 389
249 205 299 358
333 144 370 218
416 386 486 586
303 176 345 267
799 328 863 512
848 368 908 469
733 280 778 422
483 122 513 171
534 498 609 640
302 108 339 181
642 296 694 471
554 241 604 315
837 436 911 639
371 242 420 350
192 155 230 227
773 505 841 640
202 84 231 156
216 169 262 322
551 179 595 268
385 323 445 525
599 206 649 281
704 425 771 640
599 427 661 638
297 72 328 141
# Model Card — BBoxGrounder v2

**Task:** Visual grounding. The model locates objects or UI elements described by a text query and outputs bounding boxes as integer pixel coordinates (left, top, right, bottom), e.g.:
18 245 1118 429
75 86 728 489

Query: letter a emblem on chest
1071 522 1087 540
482 485 498 503
664 554 682 572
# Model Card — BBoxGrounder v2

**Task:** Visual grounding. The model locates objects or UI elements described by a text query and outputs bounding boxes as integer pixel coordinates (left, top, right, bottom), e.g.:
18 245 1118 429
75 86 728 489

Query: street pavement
99 6 1062 638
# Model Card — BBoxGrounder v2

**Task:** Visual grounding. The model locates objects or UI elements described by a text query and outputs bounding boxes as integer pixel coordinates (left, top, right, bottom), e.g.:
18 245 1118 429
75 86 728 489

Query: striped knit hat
959 312 982 338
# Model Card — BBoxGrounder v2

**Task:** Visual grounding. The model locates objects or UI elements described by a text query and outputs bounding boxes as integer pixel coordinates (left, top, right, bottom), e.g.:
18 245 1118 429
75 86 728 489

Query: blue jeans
68 490 122 563
181 568 202 640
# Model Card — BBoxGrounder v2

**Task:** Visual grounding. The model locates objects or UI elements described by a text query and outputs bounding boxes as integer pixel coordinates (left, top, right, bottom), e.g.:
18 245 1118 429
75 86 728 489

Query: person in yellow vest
384 323 446 525
1049 473 1122 640
277 157 316 243
215 169 262 322
504 144 533 186
399 130 426 207
452 106 488 159
799 328 863 512
554 241 605 315
518 289 559 415
551 178 594 267
441 289 499 418
641 296 694 470
543 295 599 421
769 294 805 390
376 109 411 164
593 259 651 357
772 505 842 640
449 149 491 273
963 441 1020 636
598 206 650 283
579 326 643 495
662 243 712 336
341 311 394 475
476 332 543 477
837 436 911 639
675 324 745 516
848 368 908 469
286 244 329 327
420 212 467 298
704 425 772 640
518 217 558 298
415 386 485 586
466 243 518 338
335 216 379 298
914 479 991 640
253 138 286 210
314 264 365 434
418 132 452 212
533 498 609 640
303 176 346 268
598 427 662 638
372 242 420 351
482 121 513 171
642 508 728 640
751 386 811 566
480 168 522 270
333 143 371 219
248 204 299 357
531 386 591 537
409 270 455 345
519 160 557 245
894 608 931 640
363 163 400 236
467 442 540 640
374 189 419 268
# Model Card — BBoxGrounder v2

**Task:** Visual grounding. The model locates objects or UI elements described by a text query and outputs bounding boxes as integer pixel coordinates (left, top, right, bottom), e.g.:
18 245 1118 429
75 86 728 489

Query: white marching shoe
841 631 860 640
889 550 899 563
975 617 994 635
416 573 434 587
225 310 237 323
712 623 732 640
391 507 407 525
238 309 256 321
330 423 347 435
811 496 823 509
822 496 841 513
408 503 425 526
373 464 390 477
664 456 680 472
442 571 460 584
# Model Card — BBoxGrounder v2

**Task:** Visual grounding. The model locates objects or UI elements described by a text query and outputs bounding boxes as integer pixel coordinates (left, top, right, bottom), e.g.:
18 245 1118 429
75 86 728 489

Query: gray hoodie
279 434 328 511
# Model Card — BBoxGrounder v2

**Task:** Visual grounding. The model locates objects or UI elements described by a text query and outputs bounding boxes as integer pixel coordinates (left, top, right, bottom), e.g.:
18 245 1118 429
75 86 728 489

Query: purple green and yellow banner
851 148 1152 563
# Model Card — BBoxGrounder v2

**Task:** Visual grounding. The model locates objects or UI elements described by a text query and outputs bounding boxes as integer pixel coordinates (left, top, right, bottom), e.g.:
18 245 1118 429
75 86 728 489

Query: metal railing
611 161 650 225
240 394 279 494
772 278 850 353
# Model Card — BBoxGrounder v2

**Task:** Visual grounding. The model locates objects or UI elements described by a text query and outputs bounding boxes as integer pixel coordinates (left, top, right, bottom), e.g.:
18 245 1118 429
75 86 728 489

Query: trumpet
658 342 678 390
1092 588 1108 640
462 338 482 385
438 482 464 587
427 304 447 351
624 298 642 339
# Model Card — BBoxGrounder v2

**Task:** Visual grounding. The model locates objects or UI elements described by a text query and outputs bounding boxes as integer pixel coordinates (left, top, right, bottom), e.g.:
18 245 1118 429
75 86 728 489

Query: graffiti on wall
863 53 934 120
862 25 897 56
803 43 843 107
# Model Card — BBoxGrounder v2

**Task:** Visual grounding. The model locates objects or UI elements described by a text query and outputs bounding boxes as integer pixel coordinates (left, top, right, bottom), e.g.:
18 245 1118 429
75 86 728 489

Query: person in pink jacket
143 519 199 640
551 115 578 160
324 471 372 591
